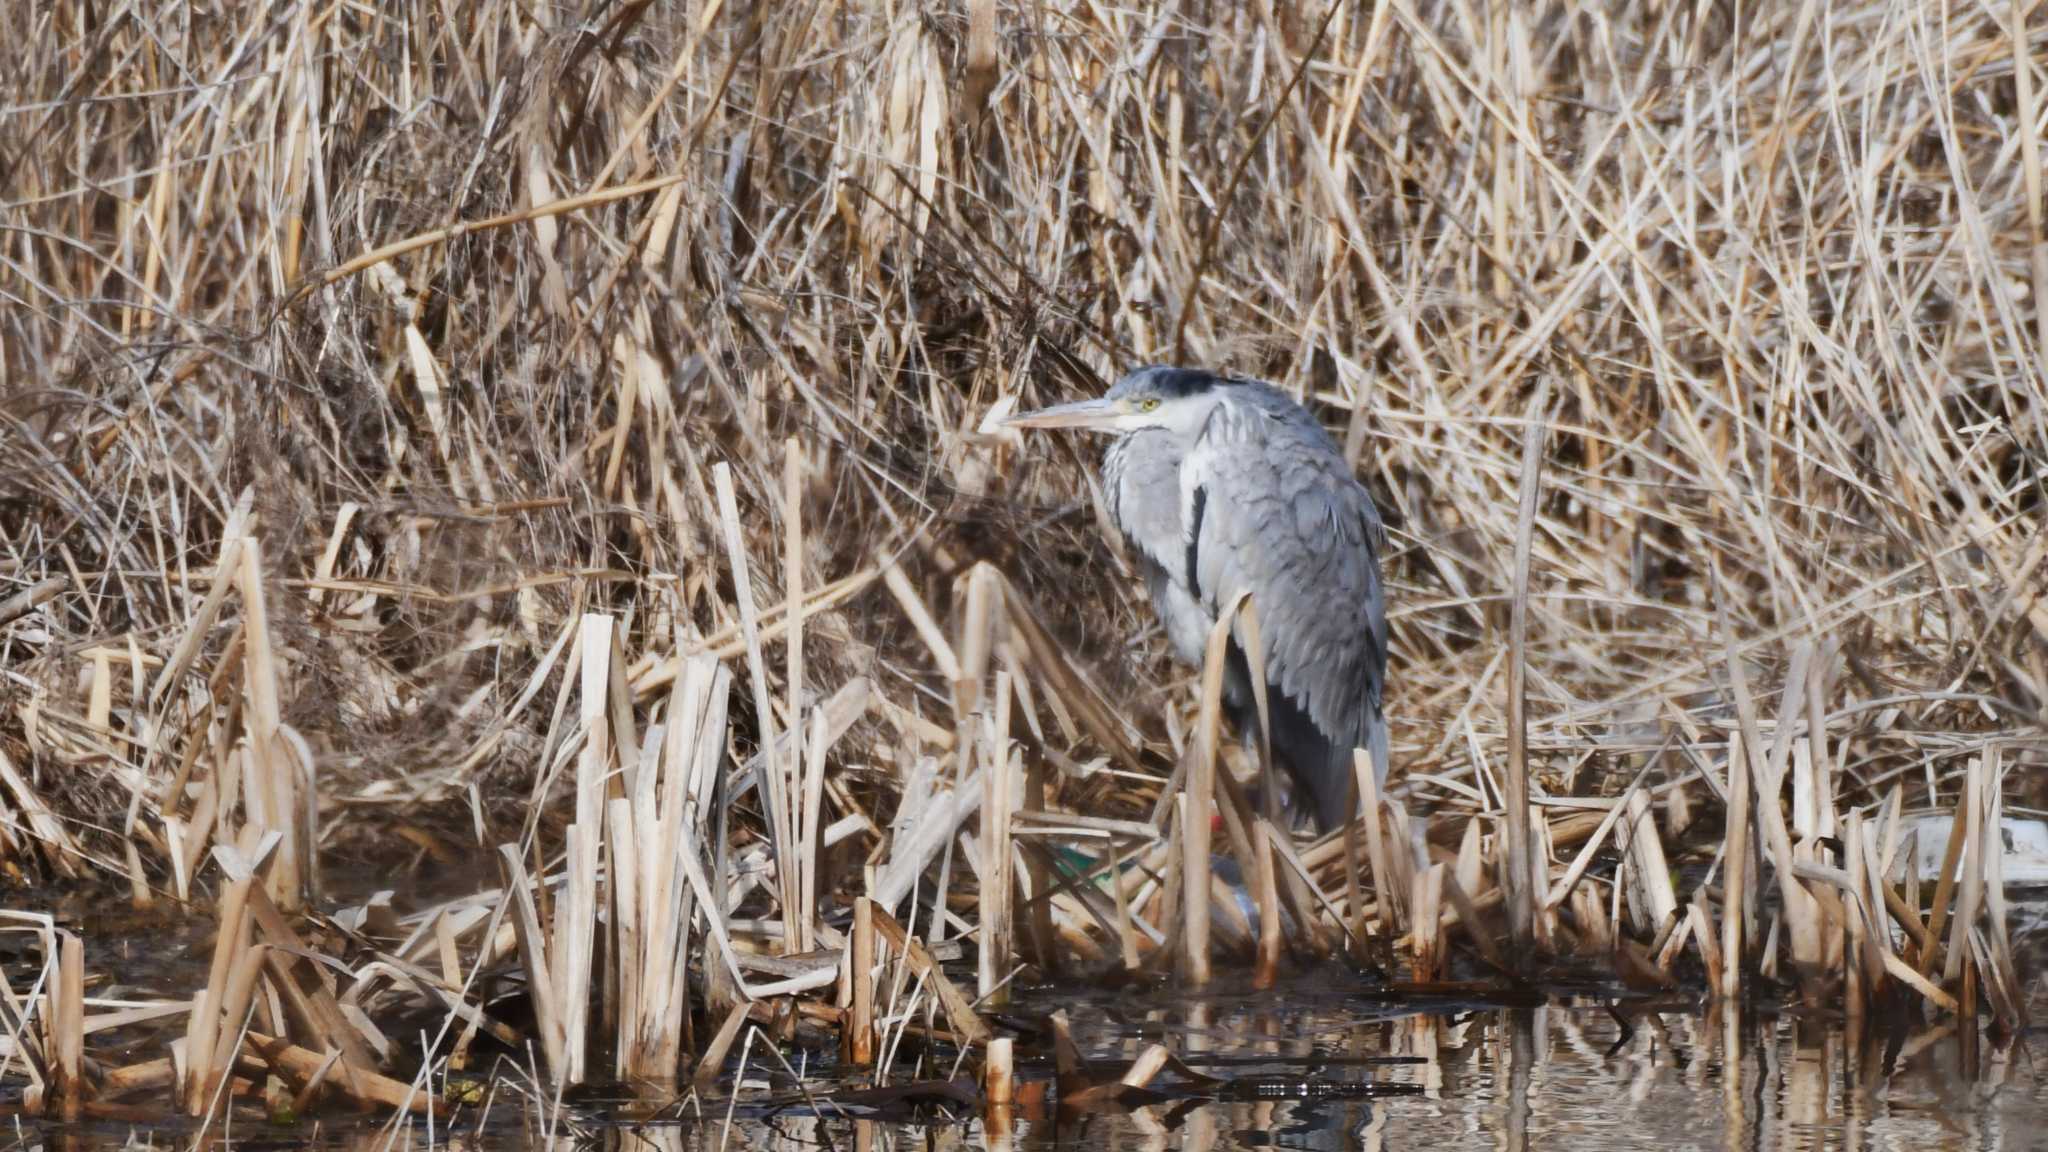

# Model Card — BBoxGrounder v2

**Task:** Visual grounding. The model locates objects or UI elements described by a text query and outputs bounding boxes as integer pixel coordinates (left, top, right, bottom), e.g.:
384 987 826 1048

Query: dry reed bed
0 0 2044 1120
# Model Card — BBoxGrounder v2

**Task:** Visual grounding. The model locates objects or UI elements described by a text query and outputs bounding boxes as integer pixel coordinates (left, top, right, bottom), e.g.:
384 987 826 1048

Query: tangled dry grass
0 0 2045 1113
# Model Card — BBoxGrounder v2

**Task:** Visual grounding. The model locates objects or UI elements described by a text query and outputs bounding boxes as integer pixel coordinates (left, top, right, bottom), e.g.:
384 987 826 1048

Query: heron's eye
1139 397 1161 412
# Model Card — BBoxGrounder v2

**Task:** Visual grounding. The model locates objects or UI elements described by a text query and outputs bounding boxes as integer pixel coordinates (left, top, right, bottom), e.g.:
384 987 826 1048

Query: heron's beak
1000 397 1123 431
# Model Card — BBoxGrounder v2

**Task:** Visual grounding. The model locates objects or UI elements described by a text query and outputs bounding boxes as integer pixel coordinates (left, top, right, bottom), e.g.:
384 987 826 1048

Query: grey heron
1005 366 1389 830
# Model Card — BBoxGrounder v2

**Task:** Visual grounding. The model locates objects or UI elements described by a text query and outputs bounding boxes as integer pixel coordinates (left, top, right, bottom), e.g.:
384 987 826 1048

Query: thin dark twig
1170 2 1346 362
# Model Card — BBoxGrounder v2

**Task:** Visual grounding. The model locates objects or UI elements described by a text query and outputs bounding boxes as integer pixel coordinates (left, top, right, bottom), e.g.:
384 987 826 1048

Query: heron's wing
1180 397 1387 760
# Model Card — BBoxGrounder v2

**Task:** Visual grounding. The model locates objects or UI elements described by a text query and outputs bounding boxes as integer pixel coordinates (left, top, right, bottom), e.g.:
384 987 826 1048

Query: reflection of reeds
0 0 2041 1119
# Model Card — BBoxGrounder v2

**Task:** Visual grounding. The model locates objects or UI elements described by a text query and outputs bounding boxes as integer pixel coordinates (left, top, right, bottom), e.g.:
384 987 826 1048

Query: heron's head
1002 366 1231 439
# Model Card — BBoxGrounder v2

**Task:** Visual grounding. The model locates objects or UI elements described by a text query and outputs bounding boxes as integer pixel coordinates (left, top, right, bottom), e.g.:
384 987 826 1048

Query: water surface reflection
36 993 2047 1152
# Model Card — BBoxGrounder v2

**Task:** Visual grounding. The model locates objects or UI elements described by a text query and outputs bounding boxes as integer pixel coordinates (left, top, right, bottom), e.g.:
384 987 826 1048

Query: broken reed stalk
1020 757 1059 973
1919 793 1971 976
1618 790 1678 943
546 613 613 1088
499 631 752 1094
848 896 876 1067
984 1036 1015 1105
1844 813 1889 1003
241 882 378 1073
498 843 565 1077
43 930 85 1120
978 669 1016 1004
1412 863 1445 981
1353 748 1399 934
1185 593 1248 986
713 463 800 954
871 906 991 1044
798 707 829 958
615 655 729 1088
181 846 261 1116
952 563 1001 965
1543 758 1654 910
1979 745 2027 1028
1944 756 1987 987
1720 727 1751 1002
1501 382 1549 952
1253 821 1282 989
237 538 307 912
244 1035 438 1114
784 438 815 955
1730 633 1824 1001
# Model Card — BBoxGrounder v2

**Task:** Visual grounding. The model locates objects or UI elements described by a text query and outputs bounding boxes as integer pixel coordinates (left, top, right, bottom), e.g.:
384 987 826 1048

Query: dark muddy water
24 874 2048 1152
32 982 2048 1152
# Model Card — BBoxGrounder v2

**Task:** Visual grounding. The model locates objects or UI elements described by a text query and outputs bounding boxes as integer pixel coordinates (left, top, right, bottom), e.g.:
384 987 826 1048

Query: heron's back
1104 380 1389 830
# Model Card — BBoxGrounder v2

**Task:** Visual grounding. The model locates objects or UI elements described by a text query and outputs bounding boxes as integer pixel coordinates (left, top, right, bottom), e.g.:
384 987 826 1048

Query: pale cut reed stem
977 674 1015 1003
1353 748 1398 934
984 1036 1014 1105
1253 820 1282 989
849 896 875 1067
1719 727 1750 1002
1944 756 1987 986
1502 382 1549 951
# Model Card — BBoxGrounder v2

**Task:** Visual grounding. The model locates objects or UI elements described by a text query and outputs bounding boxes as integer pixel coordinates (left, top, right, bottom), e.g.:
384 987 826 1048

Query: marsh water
42 979 2048 1152
32 883 2048 1152
645 983 2047 1152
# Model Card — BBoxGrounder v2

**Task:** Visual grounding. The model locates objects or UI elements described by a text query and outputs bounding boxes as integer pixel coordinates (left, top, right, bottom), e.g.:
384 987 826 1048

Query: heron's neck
1103 427 1182 473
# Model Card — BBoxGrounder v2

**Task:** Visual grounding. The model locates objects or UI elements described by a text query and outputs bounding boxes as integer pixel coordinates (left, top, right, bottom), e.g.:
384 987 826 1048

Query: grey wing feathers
1181 390 1387 825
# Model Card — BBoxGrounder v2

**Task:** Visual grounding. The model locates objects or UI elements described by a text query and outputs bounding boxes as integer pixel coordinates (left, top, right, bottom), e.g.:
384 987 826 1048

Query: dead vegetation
0 0 2044 1122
